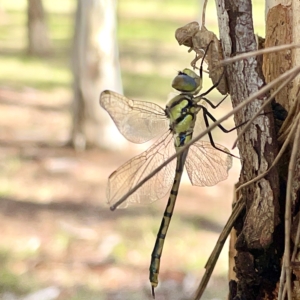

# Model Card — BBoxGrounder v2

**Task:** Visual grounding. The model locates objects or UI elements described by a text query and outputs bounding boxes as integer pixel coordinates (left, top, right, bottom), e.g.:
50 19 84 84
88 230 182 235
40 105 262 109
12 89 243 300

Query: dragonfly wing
100 90 169 143
186 140 232 186
107 132 176 208
193 101 207 137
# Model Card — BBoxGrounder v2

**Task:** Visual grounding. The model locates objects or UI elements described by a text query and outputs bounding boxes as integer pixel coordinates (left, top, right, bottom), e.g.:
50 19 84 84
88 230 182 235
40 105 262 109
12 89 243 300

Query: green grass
0 0 265 94
118 0 199 16
2 0 75 12
0 5 72 90
122 71 172 101
119 18 186 42
0 55 71 89
0 10 26 51
0 155 22 196
0 0 198 93
0 248 37 296
48 13 74 49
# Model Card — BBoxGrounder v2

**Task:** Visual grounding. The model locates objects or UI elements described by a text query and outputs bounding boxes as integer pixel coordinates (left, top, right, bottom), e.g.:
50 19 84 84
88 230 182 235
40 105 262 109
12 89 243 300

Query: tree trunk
27 0 52 56
71 0 123 150
215 0 300 299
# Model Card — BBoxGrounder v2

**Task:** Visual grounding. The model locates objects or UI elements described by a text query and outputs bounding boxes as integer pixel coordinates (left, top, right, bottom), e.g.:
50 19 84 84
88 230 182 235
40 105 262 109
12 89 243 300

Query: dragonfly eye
172 74 197 92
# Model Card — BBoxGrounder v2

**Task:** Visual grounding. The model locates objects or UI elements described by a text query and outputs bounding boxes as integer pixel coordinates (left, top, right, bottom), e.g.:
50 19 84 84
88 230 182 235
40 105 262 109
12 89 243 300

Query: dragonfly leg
199 104 247 133
198 105 243 158
197 93 229 109
198 70 226 98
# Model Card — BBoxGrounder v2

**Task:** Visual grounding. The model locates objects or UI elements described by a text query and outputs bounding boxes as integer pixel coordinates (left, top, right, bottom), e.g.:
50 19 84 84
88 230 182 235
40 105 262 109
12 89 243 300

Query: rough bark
263 1 300 299
215 0 283 299
27 0 52 56
71 0 123 149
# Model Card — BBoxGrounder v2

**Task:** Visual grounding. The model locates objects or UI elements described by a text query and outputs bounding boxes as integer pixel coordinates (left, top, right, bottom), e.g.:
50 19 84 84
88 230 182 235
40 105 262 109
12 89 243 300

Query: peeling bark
263 4 292 111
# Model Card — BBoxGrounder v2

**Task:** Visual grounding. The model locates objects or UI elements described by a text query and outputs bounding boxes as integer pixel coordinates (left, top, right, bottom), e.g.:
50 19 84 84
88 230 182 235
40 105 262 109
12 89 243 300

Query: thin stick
278 114 300 300
194 197 245 300
283 115 300 300
110 64 300 210
291 213 300 259
201 0 208 28
291 118 300 264
278 98 300 143
232 74 295 149
278 266 286 300
216 44 300 67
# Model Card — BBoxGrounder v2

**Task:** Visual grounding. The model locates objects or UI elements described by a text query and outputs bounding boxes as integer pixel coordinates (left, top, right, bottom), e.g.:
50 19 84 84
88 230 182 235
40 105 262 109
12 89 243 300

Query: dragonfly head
172 68 202 95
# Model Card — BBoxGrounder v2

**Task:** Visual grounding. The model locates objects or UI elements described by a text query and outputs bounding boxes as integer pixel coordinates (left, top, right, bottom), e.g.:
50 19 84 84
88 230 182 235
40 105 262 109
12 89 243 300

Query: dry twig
194 197 245 299
279 113 300 300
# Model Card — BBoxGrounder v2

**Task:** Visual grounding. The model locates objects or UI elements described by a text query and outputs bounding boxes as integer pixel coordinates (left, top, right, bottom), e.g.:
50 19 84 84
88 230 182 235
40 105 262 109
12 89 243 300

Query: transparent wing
107 131 176 208
186 141 232 186
193 101 207 137
100 90 169 143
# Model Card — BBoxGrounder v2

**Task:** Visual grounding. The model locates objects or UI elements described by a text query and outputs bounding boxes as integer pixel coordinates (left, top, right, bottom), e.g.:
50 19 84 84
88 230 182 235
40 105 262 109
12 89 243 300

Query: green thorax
165 68 201 148
165 94 197 148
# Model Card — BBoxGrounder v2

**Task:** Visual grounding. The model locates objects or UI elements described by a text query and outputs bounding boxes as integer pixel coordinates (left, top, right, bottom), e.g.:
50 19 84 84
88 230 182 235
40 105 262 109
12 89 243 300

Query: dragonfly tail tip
110 205 116 211
151 286 156 299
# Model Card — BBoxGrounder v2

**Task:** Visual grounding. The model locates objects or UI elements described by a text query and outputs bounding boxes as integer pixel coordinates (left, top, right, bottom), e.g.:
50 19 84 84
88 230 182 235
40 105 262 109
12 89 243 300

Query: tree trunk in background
215 0 300 299
71 0 123 150
27 0 52 56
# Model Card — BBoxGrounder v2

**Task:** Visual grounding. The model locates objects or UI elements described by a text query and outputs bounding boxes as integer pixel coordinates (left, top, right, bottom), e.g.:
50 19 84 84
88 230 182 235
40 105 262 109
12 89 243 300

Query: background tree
71 0 123 150
27 0 52 56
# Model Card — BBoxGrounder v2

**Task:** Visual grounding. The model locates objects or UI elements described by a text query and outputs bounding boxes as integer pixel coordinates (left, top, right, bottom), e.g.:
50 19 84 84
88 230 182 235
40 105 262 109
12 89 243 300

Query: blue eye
172 73 197 92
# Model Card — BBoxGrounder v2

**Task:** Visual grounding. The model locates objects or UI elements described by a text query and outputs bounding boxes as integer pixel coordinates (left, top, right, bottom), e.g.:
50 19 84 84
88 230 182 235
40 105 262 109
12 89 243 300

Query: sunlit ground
0 1 264 299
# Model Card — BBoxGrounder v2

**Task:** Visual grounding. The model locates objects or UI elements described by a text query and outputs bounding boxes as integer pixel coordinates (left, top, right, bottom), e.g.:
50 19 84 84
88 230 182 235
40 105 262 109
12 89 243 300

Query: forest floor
0 86 240 300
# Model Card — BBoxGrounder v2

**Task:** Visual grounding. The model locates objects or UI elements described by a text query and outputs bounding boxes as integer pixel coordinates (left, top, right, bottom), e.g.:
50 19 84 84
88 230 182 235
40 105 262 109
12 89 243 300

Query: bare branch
194 197 245 300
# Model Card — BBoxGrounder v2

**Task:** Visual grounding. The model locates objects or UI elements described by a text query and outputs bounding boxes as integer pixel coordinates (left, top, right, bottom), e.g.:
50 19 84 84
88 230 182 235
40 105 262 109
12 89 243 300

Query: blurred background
0 0 264 299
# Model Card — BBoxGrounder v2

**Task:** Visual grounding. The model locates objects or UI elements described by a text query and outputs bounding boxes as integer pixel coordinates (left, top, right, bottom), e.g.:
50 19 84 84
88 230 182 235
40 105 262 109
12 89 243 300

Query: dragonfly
99 45 235 298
